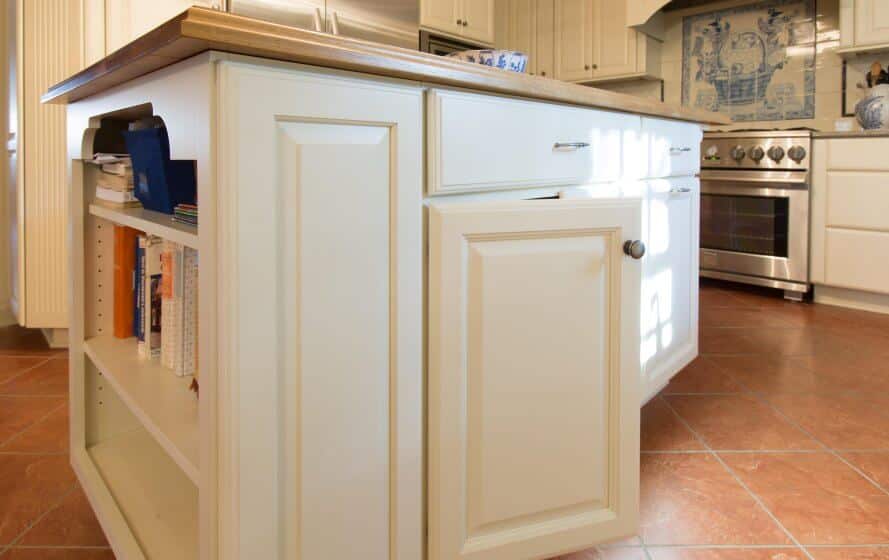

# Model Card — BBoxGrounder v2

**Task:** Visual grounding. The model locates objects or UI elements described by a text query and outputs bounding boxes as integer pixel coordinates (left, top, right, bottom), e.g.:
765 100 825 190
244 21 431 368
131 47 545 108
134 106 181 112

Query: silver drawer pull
670 147 692 154
554 142 590 150
670 187 692 195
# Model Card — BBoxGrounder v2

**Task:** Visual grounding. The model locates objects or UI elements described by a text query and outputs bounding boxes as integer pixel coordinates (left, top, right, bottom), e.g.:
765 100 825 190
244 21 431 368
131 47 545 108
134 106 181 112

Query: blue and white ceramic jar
855 84 889 130
446 50 528 73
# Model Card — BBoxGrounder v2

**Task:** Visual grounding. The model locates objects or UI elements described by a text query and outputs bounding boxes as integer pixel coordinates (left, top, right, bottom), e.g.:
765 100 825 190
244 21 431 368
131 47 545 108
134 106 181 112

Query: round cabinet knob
623 240 646 260
730 145 746 161
462 20 468 26
749 146 765 162
788 145 807 163
768 145 785 163
456 19 462 24
585 64 590 70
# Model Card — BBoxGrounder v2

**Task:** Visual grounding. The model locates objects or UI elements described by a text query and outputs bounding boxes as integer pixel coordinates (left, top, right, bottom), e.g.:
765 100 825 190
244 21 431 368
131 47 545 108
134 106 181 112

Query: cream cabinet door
591 0 637 78
421 0 464 38
462 0 496 44
536 0 555 78
641 179 699 402
106 1 217 52
554 0 593 81
854 0 889 47
217 60 423 560
428 198 641 560
496 0 538 74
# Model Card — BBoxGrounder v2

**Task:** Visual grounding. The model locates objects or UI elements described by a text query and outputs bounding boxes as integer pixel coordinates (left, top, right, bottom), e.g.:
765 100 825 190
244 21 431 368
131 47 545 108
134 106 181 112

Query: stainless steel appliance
699 130 812 300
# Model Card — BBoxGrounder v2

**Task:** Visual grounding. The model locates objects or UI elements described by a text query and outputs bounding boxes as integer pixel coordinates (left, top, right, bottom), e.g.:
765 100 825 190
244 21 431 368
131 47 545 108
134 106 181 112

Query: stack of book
93 153 139 209
113 225 199 380
172 203 197 226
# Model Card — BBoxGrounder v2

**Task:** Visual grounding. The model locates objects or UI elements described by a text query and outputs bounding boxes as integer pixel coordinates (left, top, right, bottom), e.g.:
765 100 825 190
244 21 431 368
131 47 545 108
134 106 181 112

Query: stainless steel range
699 130 812 300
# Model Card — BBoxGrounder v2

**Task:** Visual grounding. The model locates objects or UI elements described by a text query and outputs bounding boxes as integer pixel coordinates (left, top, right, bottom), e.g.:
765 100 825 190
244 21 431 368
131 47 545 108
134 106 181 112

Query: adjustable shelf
89 203 197 249
84 335 199 483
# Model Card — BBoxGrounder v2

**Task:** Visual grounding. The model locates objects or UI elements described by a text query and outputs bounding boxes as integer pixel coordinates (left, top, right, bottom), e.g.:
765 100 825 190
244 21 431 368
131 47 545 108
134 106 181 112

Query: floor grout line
658 395 816 560
0 357 56 394
2 483 80 551
710 362 889 500
0 400 67 451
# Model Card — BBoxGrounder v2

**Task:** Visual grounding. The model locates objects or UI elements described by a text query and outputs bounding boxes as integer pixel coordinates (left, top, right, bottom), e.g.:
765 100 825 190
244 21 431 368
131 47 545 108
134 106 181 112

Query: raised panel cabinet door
591 0 637 78
217 60 423 560
421 0 463 37
428 198 642 560
535 0 555 78
499 0 538 74
854 0 889 46
554 0 593 81
640 179 699 402
461 0 496 44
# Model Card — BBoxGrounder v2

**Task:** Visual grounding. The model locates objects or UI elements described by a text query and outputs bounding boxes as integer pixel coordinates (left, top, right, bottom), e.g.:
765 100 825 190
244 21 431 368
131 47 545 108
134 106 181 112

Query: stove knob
768 145 785 163
730 145 746 161
788 145 807 163
749 146 765 162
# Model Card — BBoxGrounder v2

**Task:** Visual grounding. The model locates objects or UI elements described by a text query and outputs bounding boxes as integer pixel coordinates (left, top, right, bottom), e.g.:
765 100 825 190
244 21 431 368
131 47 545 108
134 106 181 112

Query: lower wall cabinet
812 139 889 311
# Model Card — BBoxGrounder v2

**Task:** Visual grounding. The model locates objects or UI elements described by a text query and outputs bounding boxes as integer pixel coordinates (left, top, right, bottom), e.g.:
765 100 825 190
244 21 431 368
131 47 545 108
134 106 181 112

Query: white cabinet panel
826 172 889 232
643 118 702 179
554 0 593 81
640 178 698 401
217 60 423 560
825 228 889 294
429 89 641 194
428 197 641 560
826 137 889 170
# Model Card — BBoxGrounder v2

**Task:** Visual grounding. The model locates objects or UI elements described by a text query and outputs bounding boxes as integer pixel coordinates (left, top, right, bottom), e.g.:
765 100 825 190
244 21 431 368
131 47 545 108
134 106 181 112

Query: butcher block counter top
43 7 727 125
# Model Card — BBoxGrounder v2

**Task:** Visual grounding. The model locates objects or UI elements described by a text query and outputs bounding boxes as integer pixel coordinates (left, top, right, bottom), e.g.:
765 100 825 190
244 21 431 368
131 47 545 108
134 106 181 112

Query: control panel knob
788 145 807 163
767 145 785 163
730 145 746 161
749 146 765 162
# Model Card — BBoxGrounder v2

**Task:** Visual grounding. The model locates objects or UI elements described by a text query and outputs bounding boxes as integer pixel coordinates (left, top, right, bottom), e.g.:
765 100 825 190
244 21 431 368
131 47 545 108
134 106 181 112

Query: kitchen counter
813 129 889 138
43 7 726 125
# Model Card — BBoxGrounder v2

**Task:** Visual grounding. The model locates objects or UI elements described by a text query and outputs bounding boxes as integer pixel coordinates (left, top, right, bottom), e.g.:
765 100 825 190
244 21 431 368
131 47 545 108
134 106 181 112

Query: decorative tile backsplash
681 0 816 122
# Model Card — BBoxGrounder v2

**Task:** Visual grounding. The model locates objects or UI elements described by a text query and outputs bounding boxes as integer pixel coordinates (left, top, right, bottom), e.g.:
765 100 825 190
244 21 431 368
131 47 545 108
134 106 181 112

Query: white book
96 186 138 203
141 236 163 360
161 242 184 371
179 247 199 377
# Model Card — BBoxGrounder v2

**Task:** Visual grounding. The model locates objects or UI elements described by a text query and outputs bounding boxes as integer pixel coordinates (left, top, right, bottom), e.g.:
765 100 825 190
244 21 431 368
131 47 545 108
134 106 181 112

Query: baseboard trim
814 285 889 315
40 328 69 349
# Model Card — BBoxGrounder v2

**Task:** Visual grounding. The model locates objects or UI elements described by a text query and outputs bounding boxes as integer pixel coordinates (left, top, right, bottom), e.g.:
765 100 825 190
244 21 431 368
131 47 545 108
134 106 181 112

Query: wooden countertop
43 7 728 125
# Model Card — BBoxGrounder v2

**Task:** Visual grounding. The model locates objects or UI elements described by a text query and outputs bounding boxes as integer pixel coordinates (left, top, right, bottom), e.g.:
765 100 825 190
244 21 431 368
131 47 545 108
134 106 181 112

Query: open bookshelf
70 98 211 560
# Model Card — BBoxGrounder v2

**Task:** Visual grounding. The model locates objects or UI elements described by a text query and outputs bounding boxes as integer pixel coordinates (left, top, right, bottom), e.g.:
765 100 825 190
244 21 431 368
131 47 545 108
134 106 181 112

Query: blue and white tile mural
681 0 816 122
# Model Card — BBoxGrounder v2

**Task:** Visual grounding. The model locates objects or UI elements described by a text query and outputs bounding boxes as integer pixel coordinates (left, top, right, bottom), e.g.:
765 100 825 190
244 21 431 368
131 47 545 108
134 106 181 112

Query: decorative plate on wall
681 0 816 122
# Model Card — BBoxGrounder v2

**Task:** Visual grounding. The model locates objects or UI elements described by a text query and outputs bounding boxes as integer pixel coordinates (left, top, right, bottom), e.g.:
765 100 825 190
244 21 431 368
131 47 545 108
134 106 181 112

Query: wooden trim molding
42 7 728 124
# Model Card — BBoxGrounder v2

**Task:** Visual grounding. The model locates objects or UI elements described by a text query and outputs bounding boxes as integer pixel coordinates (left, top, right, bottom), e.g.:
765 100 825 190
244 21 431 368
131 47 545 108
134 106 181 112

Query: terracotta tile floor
0 325 112 559
563 280 889 560
2 281 889 559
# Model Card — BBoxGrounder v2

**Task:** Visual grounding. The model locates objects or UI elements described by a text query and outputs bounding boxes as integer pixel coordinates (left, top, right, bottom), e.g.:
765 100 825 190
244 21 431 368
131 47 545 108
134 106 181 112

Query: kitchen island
46 8 726 560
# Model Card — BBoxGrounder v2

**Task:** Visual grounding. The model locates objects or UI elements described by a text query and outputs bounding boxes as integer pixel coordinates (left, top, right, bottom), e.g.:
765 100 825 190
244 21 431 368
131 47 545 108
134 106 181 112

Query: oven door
700 170 809 286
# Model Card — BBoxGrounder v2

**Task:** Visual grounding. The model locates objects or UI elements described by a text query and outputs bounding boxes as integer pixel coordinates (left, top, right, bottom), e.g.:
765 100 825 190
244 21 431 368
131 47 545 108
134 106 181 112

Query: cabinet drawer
826 171 889 231
825 228 889 294
428 89 640 194
643 117 702 179
827 138 889 170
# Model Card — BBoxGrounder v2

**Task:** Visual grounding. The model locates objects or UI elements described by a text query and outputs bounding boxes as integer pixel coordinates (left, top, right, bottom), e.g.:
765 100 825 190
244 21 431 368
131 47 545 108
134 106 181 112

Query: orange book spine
113 226 139 338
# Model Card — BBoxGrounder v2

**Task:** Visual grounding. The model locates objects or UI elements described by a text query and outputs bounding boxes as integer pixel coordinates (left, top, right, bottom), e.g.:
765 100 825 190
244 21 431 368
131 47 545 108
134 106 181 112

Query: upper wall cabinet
105 1 218 54
421 0 495 45
839 0 889 54
498 0 661 83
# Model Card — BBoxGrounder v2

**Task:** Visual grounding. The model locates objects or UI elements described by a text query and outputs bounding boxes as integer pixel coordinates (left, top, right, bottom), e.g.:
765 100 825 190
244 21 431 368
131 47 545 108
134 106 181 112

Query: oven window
700 194 789 257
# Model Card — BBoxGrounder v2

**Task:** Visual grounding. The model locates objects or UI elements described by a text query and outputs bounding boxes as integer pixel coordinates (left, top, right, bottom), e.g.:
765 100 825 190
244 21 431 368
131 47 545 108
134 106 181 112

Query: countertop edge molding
42 7 728 125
